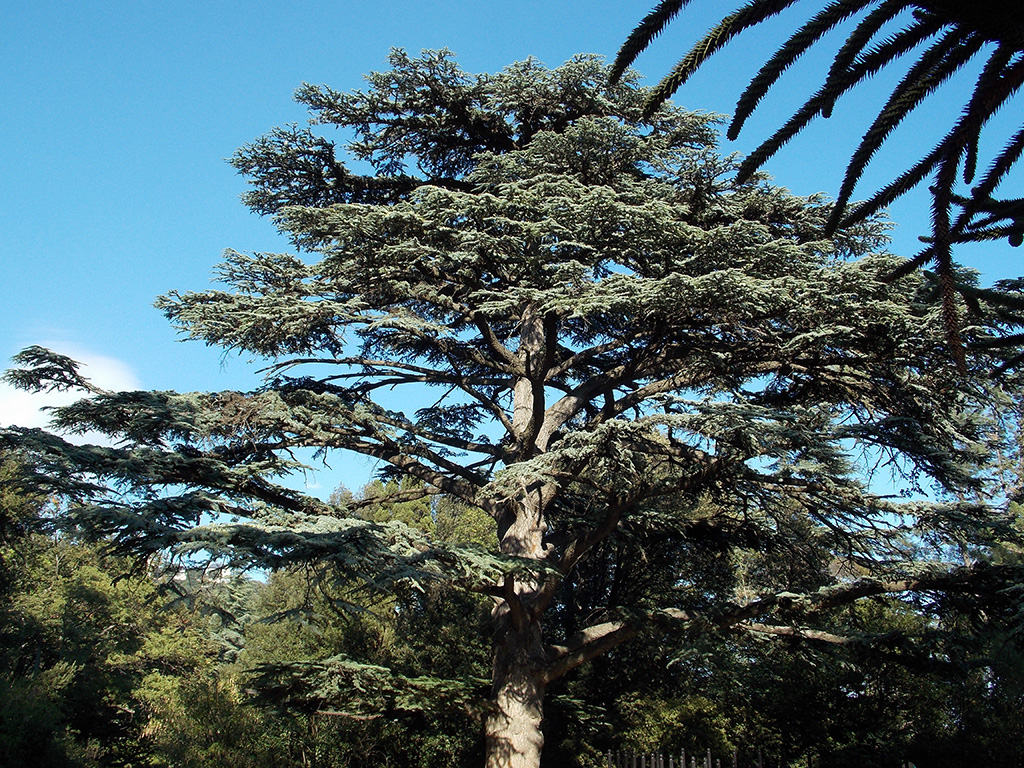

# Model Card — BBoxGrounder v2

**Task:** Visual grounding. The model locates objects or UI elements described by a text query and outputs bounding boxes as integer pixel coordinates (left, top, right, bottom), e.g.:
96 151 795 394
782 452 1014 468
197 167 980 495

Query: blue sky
2 0 1020 493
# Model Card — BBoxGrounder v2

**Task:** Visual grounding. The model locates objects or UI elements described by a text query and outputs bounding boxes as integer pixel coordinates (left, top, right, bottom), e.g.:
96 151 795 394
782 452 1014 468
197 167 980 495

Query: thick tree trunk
484 601 547 768
484 301 552 768
485 499 551 768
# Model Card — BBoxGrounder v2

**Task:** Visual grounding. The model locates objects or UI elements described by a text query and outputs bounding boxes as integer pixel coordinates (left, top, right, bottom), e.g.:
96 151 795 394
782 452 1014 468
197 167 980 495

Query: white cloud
0 345 140 433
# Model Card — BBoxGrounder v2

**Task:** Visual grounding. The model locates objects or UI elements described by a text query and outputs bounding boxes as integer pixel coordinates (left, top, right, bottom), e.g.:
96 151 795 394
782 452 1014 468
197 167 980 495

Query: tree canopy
4 50 1024 768
612 1 1024 357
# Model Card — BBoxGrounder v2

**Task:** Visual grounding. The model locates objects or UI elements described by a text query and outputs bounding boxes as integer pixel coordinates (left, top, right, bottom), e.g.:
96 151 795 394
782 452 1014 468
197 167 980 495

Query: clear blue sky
2 0 1020 492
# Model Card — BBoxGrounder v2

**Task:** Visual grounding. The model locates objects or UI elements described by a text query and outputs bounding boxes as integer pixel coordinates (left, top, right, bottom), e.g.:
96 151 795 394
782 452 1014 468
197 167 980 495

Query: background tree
4 51 1024 767
0 454 215 768
235 484 493 768
612 0 1024 360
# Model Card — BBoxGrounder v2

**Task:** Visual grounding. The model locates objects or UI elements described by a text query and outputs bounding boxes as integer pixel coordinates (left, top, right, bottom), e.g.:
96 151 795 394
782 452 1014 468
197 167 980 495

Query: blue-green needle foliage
614 1 1024 357
3 51 1023 734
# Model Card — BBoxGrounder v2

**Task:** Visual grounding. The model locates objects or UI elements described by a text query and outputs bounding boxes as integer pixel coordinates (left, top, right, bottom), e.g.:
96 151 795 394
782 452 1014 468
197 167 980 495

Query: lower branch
542 608 696 684
739 622 856 646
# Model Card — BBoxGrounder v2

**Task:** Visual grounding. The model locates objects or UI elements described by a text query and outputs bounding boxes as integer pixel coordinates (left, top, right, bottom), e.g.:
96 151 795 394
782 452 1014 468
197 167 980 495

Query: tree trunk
485 302 552 768
485 599 547 768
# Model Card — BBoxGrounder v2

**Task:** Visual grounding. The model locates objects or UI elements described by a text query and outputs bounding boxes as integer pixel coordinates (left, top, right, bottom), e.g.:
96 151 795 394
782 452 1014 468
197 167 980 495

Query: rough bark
486 480 554 768
485 303 553 768
484 600 547 768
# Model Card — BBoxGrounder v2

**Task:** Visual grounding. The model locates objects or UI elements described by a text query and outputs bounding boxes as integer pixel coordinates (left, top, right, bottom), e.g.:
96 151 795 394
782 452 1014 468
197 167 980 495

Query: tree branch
543 607 696 683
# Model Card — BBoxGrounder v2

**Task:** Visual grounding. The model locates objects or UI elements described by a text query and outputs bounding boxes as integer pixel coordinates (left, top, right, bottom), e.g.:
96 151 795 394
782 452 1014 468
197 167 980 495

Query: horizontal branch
371 411 501 458
543 620 637 684
541 562 1023 684
738 622 855 646
266 355 509 388
543 608 695 683
339 439 487 513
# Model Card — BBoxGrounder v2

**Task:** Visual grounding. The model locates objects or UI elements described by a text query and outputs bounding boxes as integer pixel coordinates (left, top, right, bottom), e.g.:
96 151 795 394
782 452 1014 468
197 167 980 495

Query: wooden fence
606 749 919 768
606 748 743 768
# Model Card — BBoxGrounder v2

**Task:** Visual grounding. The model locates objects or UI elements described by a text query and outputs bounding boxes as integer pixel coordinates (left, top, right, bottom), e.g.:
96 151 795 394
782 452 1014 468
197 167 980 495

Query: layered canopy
4 51 1023 767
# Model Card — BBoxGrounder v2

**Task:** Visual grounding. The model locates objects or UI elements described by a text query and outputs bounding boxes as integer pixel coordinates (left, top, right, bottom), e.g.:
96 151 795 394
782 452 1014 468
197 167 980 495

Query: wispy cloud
0 344 140 436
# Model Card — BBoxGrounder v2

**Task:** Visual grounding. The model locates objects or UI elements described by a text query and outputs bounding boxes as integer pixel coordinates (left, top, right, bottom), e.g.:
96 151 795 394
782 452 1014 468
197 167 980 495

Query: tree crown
2 49 1020 630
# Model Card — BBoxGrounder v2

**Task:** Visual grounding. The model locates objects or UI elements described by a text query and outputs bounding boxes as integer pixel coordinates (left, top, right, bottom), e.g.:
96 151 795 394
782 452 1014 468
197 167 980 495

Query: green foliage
434 494 496 548
613 1 1024 359
236 560 488 767
0 456 215 767
358 478 435 534
4 50 1024 766
164 567 263 665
